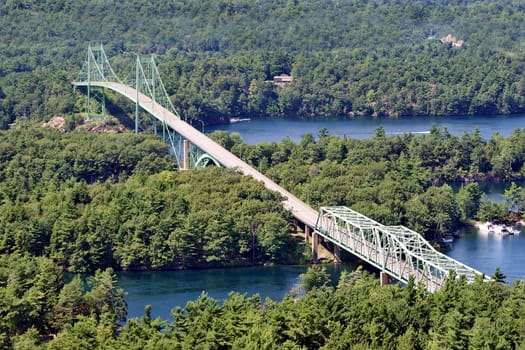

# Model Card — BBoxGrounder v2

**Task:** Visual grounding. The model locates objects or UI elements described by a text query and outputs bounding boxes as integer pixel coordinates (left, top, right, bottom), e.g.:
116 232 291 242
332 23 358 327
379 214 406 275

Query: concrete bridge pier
380 271 393 286
333 245 341 264
311 230 319 263
182 139 190 170
304 225 310 242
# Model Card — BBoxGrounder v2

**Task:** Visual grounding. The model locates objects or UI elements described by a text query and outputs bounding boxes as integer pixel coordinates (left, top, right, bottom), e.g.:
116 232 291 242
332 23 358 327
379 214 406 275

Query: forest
2 256 525 349
2 0 525 347
2 125 525 277
2 124 525 347
0 127 304 272
216 126 525 238
1 0 525 128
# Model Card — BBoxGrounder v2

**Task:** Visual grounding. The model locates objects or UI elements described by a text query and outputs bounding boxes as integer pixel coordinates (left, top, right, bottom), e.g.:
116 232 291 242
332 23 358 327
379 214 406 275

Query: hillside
0 0 524 127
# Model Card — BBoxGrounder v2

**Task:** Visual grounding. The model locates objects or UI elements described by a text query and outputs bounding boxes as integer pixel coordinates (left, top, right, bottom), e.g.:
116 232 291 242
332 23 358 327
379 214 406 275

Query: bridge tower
77 44 121 119
73 45 218 170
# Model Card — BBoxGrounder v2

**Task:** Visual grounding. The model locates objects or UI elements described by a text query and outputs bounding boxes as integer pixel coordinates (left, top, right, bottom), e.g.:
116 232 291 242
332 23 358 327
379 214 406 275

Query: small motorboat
441 236 455 244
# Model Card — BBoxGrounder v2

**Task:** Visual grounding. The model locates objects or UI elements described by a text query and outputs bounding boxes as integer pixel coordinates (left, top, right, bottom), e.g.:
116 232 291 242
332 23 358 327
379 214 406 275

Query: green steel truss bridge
72 45 487 292
315 207 487 292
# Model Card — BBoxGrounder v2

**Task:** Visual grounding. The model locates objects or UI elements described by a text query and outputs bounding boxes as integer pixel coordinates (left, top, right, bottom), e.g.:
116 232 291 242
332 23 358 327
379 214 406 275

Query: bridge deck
73 80 487 292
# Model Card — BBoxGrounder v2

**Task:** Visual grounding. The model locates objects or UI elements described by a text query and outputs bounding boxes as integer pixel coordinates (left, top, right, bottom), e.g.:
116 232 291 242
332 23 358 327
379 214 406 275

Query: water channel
205 114 525 144
119 264 356 321
120 114 525 321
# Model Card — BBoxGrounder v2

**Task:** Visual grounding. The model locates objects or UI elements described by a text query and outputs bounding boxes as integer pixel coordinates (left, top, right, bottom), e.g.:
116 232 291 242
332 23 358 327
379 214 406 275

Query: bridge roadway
74 80 486 291
73 81 319 228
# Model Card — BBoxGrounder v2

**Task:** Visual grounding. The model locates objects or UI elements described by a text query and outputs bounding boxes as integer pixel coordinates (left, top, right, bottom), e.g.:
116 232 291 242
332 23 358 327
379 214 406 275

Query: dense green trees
1 0 525 128
4 122 525 276
212 126 525 239
0 127 305 272
3 122 525 269
5 265 524 349
456 182 484 221
2 0 525 346
477 181 525 223
1 107 525 350
298 264 331 293
5 122 525 271
0 254 125 349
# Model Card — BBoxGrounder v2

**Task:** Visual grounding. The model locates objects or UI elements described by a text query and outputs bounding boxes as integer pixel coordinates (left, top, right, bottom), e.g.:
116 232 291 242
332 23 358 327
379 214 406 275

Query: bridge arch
194 154 221 168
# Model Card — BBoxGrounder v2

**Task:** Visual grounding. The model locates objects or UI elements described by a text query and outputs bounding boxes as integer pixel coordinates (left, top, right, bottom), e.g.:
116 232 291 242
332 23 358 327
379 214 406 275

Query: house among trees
273 74 293 83
440 34 464 47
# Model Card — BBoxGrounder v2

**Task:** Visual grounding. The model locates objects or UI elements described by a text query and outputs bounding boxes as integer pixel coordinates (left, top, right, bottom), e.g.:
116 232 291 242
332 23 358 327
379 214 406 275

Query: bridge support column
380 271 392 286
311 230 319 263
304 225 310 242
182 140 190 170
292 219 298 234
333 244 341 264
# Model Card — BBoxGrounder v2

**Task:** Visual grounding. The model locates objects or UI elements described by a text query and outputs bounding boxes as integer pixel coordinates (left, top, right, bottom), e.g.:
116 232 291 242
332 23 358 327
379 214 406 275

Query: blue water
450 181 525 203
206 114 525 144
120 227 525 322
119 264 356 321
449 225 525 282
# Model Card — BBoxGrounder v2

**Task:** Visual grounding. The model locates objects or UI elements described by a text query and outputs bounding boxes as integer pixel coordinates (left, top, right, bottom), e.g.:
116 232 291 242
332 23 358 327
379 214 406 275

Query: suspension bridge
72 45 487 292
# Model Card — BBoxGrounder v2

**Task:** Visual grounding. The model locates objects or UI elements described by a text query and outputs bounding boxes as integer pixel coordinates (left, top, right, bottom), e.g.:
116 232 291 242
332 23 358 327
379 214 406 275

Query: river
449 225 525 283
205 114 525 144
119 264 356 321
119 114 525 321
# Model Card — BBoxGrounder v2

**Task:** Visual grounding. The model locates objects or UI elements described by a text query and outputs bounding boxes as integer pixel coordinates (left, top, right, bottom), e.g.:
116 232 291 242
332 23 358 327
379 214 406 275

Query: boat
493 224 506 235
493 224 520 236
230 117 251 123
476 222 494 234
476 222 519 236
441 236 455 244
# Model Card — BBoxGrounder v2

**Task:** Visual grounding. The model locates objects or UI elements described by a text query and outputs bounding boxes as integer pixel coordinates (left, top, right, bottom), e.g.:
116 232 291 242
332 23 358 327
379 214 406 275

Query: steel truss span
314 206 489 292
